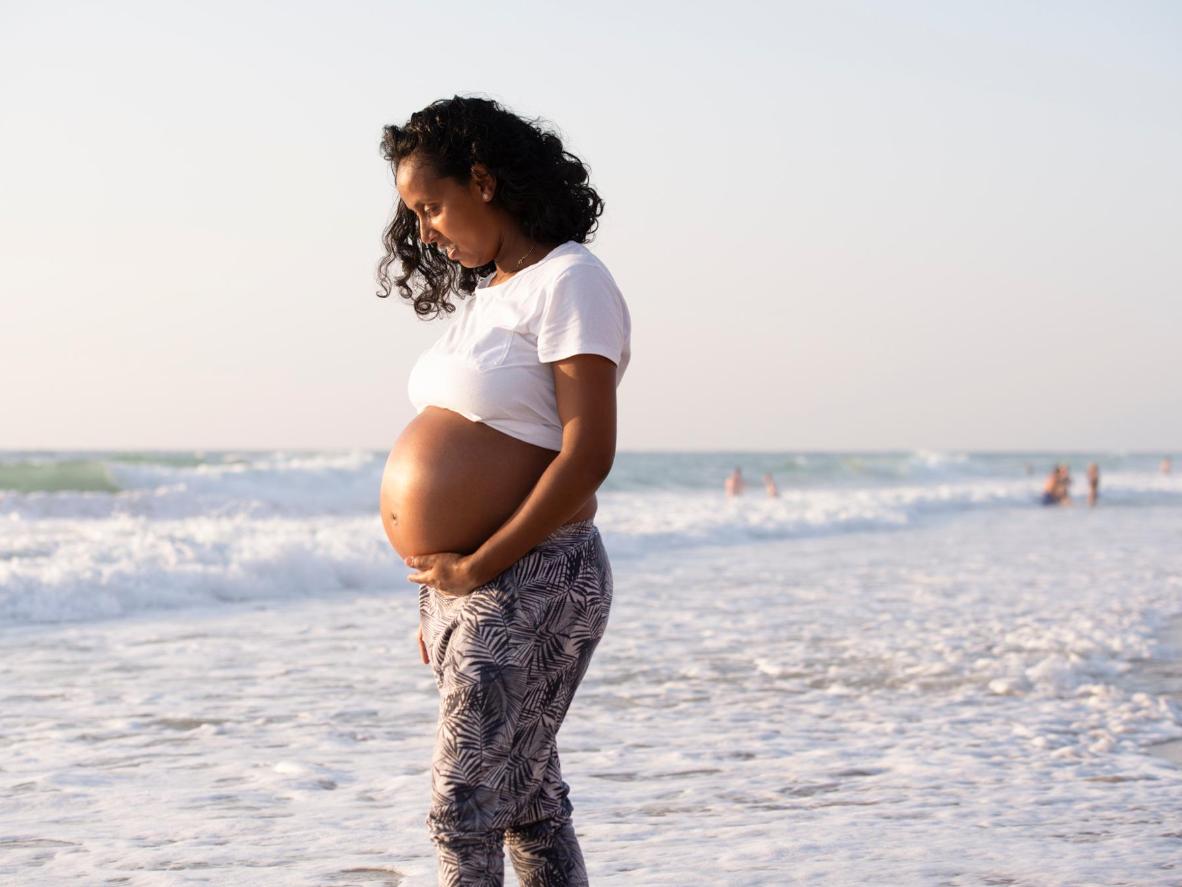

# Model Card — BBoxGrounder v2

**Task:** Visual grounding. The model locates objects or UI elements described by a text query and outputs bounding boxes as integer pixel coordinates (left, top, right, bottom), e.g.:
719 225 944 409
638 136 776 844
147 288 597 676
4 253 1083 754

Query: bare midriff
379 406 597 560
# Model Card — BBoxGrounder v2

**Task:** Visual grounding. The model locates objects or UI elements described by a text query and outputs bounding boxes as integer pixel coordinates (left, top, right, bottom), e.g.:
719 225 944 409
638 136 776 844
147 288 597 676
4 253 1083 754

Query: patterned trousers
418 519 612 887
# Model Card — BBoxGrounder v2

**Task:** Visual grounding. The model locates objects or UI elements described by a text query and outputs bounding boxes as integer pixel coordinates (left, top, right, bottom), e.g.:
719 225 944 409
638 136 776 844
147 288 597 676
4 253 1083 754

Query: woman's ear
470 163 496 202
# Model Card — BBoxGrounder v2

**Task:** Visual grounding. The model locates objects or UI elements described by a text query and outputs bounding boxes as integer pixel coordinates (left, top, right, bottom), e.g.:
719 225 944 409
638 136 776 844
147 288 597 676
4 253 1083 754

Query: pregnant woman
375 96 631 886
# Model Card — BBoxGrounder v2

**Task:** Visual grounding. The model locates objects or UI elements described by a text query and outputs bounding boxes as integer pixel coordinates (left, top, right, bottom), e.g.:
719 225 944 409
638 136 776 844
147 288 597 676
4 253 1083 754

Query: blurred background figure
725 466 745 497
762 472 779 498
1086 462 1100 507
1161 457 1173 475
1041 463 1072 506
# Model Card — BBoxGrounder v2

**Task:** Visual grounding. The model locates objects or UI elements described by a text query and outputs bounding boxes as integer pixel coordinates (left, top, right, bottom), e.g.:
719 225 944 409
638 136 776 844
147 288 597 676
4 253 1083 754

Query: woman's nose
418 218 436 245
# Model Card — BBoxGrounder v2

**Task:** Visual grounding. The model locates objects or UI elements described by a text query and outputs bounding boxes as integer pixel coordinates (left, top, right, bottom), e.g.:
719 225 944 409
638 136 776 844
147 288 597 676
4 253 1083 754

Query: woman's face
394 155 498 268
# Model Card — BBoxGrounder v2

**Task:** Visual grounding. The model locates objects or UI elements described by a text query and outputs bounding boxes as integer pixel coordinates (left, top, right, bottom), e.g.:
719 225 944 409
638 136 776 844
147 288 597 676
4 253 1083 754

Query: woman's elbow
565 444 615 484
591 453 615 484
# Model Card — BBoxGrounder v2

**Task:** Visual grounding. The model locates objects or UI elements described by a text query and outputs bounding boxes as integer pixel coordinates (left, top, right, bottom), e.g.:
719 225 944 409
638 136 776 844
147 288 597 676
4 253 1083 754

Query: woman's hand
406 553 483 597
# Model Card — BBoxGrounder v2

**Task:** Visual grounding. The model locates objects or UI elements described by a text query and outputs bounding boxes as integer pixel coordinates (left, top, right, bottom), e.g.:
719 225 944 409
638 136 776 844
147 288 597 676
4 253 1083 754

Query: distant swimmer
725 466 745 497
1162 457 1173 475
1041 464 1072 506
1086 462 1099 507
762 472 779 498
1041 465 1059 505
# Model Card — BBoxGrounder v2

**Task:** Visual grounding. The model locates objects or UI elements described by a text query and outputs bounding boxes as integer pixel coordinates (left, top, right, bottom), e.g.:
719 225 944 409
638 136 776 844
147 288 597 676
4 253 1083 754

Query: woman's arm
405 352 618 593
469 352 618 578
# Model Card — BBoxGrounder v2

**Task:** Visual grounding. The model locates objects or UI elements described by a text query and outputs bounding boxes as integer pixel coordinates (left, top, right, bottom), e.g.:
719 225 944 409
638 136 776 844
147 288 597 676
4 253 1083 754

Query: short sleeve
535 266 630 366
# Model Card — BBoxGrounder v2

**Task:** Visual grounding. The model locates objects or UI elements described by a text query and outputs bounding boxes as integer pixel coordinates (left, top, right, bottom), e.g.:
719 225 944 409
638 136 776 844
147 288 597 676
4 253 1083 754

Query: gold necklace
491 242 538 286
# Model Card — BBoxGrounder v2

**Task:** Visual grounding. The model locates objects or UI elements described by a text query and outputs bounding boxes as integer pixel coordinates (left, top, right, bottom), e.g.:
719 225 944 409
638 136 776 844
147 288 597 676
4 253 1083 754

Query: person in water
1040 465 1059 505
1086 462 1100 507
1041 463 1072 506
376 96 631 886
725 466 745 496
762 472 779 498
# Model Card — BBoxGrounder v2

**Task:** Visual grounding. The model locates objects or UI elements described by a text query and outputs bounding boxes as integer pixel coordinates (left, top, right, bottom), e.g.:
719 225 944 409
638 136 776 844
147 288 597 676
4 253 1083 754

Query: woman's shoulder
542 242 621 290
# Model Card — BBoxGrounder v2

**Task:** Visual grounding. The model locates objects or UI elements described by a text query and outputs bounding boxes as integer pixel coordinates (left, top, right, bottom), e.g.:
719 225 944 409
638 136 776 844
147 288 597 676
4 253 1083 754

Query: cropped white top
406 241 632 451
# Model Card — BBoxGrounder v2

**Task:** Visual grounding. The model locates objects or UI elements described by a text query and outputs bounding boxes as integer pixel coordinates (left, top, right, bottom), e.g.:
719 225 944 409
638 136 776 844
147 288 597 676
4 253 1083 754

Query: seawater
2 450 1181 883
2 449 1179 625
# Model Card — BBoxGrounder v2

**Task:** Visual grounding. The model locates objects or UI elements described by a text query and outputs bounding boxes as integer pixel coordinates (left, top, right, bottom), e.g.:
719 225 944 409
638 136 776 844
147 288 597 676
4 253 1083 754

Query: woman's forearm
467 450 611 584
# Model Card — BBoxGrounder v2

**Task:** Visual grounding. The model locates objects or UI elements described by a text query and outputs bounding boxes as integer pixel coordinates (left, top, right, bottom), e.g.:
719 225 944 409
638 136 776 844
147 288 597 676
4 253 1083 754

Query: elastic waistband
540 518 598 547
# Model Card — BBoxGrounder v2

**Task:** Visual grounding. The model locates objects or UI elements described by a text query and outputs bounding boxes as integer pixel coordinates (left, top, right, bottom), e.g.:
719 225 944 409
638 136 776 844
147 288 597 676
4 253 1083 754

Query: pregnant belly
380 406 576 560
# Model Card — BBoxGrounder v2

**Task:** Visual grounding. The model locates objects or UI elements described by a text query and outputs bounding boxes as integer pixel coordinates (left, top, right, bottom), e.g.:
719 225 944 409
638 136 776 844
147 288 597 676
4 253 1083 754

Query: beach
2 451 1182 885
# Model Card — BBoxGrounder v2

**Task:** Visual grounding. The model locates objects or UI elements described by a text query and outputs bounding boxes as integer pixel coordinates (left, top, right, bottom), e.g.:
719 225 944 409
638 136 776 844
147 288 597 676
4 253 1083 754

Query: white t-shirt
406 240 631 451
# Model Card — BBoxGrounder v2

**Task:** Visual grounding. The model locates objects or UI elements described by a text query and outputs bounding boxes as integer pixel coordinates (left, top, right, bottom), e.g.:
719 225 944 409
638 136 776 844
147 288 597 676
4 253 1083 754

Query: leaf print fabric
417 519 612 887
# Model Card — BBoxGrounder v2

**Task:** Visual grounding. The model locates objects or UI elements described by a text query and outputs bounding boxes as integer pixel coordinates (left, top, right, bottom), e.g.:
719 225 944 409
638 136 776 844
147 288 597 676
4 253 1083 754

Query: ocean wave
2 449 1180 626
0 459 120 493
3 449 1179 520
4 474 1181 626
0 514 397 625
0 451 385 519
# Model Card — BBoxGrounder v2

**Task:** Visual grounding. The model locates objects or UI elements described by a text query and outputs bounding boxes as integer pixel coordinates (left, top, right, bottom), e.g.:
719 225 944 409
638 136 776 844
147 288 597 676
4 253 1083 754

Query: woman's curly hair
376 95 605 317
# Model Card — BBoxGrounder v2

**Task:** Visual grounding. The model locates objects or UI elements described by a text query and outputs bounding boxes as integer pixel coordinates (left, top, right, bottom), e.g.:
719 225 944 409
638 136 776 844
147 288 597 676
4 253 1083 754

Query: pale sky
2 0 1179 451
